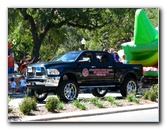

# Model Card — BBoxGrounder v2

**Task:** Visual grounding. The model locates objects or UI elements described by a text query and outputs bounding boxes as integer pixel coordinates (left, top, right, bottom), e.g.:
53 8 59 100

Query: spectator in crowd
14 60 19 73
113 51 120 62
109 47 114 54
19 55 35 75
19 55 26 74
9 77 16 94
19 76 27 93
120 55 127 64
8 51 14 74
109 47 116 61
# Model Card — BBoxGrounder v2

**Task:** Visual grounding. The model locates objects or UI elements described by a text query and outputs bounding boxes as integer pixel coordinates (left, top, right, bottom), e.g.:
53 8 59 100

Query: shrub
57 101 64 110
143 84 158 101
30 97 37 110
45 96 60 112
134 98 140 104
150 84 158 98
143 90 150 99
114 101 122 106
19 97 33 115
90 97 104 108
148 91 157 101
105 96 122 106
127 94 140 104
8 96 13 113
105 96 116 103
127 94 135 102
72 99 86 110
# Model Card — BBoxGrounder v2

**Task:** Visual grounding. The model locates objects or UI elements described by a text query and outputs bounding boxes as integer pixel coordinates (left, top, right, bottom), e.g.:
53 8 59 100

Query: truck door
92 52 114 84
76 52 98 85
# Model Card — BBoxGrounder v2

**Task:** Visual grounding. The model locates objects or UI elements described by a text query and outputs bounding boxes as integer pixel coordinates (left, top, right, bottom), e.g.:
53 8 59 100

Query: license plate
36 67 41 72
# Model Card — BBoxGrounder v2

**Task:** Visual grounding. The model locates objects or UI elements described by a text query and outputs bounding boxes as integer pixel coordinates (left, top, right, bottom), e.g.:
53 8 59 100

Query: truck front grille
27 67 46 77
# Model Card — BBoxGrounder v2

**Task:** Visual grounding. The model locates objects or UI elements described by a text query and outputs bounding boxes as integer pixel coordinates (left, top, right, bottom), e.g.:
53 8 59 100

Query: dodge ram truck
26 50 143 102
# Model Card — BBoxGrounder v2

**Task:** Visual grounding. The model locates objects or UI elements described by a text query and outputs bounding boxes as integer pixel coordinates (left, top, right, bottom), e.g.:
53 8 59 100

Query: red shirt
8 55 14 66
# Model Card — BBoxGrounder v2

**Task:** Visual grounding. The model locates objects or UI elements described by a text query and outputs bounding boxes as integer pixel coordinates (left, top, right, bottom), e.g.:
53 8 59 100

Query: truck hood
27 61 73 68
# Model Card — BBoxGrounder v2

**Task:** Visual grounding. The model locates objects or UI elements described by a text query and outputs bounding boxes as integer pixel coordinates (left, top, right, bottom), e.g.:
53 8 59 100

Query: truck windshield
50 52 80 62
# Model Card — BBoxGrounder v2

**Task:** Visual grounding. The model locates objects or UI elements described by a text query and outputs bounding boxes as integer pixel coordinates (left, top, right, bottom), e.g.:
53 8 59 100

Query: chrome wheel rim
127 80 137 95
64 83 77 100
97 88 107 95
34 90 46 99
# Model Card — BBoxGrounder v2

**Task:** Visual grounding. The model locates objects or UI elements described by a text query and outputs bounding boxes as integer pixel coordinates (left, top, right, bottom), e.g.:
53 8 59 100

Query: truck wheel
92 88 107 97
120 78 137 97
57 80 78 102
34 90 48 101
27 88 34 97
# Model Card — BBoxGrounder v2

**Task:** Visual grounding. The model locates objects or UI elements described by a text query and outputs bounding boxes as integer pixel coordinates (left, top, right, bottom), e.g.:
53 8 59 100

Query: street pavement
8 92 158 122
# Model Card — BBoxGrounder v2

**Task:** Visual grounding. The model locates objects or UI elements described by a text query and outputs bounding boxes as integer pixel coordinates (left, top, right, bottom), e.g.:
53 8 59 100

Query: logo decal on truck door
82 68 89 77
89 69 113 76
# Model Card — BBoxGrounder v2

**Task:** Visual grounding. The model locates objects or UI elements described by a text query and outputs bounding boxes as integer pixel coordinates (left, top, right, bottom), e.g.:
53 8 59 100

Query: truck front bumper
26 76 60 87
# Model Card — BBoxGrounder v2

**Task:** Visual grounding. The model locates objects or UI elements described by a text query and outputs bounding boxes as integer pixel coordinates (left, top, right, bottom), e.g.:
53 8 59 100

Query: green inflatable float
120 9 158 76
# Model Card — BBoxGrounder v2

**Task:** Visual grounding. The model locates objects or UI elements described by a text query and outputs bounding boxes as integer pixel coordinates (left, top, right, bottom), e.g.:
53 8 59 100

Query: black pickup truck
26 50 143 102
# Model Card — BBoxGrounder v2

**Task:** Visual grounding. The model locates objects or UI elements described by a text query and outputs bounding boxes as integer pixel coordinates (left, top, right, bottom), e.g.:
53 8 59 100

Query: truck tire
57 80 78 102
92 88 108 97
27 88 34 97
34 90 48 101
120 78 137 97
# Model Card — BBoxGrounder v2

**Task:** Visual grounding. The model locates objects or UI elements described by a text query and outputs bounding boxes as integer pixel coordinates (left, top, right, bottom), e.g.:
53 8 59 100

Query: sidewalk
9 103 158 122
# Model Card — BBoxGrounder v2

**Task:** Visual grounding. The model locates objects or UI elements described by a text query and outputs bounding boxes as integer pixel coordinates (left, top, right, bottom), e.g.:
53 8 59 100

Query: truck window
79 53 93 62
95 53 109 63
51 52 80 62
101 55 108 62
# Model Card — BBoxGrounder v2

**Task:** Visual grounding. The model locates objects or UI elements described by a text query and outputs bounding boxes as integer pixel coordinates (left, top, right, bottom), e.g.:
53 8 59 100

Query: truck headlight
47 69 60 75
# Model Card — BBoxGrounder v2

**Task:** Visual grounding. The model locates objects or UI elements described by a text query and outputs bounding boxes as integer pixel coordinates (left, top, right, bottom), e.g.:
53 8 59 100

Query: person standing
9 77 16 93
19 55 35 75
14 60 19 73
8 52 14 73
19 76 27 93
109 48 116 62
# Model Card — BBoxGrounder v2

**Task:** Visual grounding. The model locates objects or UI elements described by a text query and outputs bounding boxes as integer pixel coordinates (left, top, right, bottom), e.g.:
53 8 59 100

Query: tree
8 8 158 62
144 8 158 28
17 8 113 62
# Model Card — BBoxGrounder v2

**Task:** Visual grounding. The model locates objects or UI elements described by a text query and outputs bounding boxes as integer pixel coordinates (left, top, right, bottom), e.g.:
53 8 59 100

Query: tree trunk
32 38 42 63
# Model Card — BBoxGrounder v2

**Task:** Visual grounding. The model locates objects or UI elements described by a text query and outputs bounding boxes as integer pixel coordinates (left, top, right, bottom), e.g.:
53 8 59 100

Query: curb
12 103 158 122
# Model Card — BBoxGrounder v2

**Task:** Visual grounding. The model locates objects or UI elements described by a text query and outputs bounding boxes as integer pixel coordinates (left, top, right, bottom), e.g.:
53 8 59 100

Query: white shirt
122 60 127 64
14 63 19 72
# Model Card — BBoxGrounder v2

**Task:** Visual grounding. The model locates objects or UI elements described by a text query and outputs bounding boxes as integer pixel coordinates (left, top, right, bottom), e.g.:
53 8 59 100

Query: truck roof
69 50 109 53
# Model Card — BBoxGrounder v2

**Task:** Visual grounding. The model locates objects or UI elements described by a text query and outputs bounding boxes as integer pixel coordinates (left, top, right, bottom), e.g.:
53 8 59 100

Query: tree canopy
8 8 158 62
